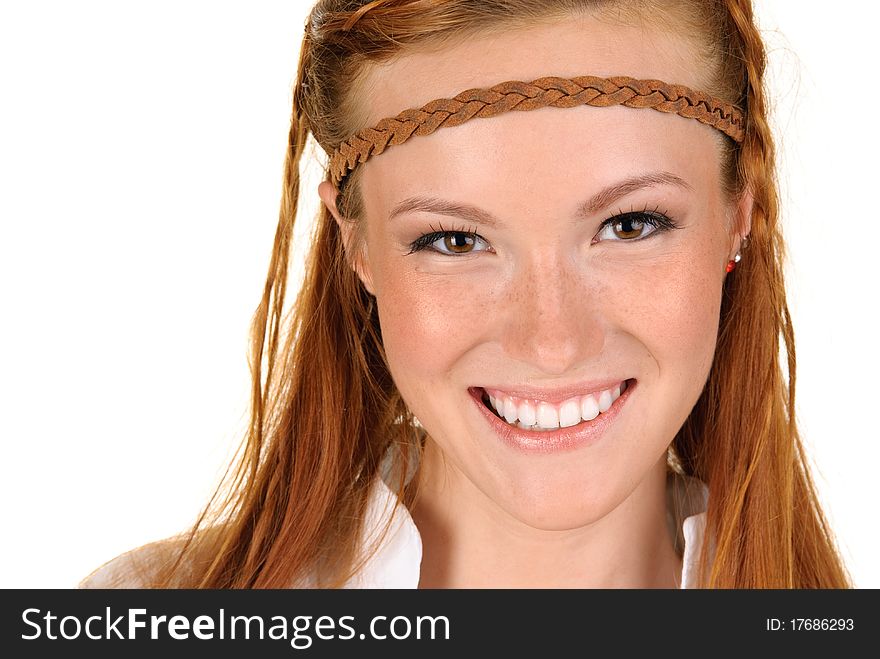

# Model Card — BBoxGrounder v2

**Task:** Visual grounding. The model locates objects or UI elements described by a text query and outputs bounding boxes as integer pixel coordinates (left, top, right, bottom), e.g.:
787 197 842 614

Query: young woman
82 0 851 588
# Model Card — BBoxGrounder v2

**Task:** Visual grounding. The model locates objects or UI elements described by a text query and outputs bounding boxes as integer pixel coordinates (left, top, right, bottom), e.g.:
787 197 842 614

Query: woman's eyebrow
579 172 693 215
388 195 500 227
386 171 692 227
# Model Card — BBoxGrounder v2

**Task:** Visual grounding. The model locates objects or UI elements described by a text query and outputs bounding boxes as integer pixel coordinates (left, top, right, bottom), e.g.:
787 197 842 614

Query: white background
1 1 876 588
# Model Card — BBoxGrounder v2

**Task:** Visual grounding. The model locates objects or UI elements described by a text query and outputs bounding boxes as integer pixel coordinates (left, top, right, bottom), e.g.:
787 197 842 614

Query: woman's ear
729 185 755 258
318 180 376 295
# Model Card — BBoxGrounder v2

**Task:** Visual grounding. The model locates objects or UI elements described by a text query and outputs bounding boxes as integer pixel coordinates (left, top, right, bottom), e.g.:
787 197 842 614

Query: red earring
726 252 742 273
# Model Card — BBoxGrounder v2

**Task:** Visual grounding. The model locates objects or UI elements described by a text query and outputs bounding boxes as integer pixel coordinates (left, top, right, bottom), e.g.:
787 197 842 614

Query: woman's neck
410 449 681 588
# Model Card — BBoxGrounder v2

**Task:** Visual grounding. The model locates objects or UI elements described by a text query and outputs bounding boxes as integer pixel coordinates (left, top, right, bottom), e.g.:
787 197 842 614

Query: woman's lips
468 379 636 453
483 380 627 428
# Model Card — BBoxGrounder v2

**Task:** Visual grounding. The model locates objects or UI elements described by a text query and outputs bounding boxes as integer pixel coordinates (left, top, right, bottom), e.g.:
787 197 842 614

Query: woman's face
322 14 748 530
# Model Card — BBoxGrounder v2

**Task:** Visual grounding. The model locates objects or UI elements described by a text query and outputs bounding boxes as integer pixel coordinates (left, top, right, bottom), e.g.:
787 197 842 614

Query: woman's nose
497 254 605 375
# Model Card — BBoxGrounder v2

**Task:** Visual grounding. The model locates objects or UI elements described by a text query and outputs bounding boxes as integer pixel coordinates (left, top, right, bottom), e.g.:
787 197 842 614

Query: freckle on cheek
624 261 720 349
380 289 449 364
379 278 490 382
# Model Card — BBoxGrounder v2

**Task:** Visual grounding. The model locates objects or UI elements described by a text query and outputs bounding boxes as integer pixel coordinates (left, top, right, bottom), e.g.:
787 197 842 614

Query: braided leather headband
329 75 744 188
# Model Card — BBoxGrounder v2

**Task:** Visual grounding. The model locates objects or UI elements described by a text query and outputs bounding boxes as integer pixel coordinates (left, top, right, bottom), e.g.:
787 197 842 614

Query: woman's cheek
622 250 723 396
375 265 490 390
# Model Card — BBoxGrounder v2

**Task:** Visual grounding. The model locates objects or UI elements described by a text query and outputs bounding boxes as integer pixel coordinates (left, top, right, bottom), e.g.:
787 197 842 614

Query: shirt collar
343 470 709 589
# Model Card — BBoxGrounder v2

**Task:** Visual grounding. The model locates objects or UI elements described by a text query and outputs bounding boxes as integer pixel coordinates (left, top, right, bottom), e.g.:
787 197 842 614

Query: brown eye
594 211 677 243
612 217 646 240
407 228 490 255
442 232 476 253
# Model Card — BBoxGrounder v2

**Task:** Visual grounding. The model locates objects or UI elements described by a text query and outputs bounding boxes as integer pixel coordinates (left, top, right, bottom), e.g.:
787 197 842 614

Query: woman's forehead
357 14 705 127
360 101 723 216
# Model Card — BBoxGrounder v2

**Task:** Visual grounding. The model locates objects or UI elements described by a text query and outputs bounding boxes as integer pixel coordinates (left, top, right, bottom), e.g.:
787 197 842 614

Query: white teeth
536 402 559 429
558 398 581 428
485 381 630 430
503 397 518 424
517 400 537 427
580 394 600 421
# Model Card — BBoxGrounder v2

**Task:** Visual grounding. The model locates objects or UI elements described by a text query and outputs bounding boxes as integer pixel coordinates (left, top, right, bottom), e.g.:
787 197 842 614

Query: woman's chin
481 475 626 532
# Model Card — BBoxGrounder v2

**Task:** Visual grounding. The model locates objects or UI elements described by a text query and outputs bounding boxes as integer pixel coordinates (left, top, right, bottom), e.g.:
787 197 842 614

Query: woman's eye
441 232 477 254
407 230 490 256
594 211 677 243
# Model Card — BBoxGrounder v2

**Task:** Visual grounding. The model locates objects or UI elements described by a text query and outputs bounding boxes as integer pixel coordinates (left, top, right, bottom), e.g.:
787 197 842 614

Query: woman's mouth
480 379 630 430
469 379 636 452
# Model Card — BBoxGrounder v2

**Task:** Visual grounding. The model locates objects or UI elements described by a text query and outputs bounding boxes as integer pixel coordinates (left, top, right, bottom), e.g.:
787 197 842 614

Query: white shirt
81 470 709 589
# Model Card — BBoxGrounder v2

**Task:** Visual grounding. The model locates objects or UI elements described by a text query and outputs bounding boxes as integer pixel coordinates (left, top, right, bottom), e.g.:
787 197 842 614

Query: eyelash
405 208 679 255
406 222 485 255
594 206 679 243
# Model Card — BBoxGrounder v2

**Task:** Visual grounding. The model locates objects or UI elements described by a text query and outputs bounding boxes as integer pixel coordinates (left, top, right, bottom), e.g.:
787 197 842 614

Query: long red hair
147 0 850 588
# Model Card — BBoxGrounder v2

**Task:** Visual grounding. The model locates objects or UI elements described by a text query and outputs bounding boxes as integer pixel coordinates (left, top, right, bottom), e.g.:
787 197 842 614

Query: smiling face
320 12 749 531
